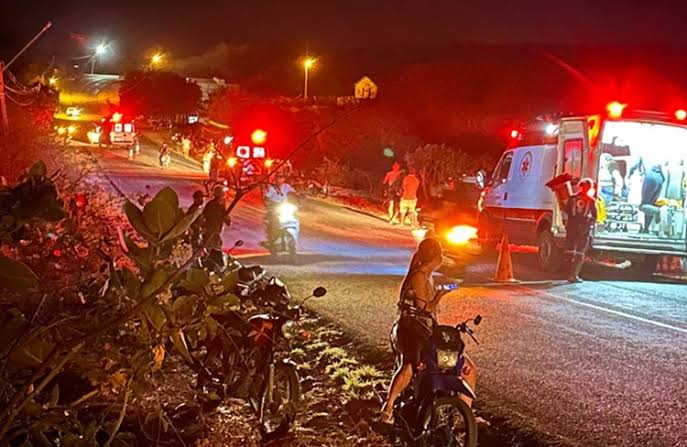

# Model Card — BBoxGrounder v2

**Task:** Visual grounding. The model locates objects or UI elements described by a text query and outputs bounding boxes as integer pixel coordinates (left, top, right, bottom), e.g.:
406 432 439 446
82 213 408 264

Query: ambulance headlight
278 203 298 222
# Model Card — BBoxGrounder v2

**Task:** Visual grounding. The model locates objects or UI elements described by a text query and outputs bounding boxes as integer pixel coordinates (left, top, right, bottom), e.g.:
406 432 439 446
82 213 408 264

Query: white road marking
523 286 687 335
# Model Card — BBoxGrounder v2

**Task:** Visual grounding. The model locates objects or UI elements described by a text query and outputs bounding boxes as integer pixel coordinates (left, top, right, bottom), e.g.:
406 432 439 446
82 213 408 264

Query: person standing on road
159 141 170 167
186 190 206 250
564 178 597 283
400 167 420 227
383 162 403 223
202 185 231 250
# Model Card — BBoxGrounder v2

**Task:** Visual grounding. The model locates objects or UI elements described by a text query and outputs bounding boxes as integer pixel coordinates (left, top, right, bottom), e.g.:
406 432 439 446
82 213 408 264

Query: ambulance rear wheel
537 229 563 272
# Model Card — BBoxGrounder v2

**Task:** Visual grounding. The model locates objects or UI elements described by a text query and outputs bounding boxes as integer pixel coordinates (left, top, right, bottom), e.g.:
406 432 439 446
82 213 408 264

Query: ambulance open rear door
551 117 594 238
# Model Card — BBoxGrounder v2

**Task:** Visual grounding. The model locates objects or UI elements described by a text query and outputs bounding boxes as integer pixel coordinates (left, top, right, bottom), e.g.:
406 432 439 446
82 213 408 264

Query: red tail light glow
606 102 626 119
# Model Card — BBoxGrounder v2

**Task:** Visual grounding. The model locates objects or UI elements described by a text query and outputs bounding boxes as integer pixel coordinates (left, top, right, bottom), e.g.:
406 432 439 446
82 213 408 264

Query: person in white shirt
262 174 298 246
264 174 296 205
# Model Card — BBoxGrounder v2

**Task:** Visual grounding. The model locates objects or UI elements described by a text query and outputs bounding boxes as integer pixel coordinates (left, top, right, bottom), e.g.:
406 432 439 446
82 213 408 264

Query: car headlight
446 225 478 245
436 349 459 369
278 203 298 222
281 320 299 339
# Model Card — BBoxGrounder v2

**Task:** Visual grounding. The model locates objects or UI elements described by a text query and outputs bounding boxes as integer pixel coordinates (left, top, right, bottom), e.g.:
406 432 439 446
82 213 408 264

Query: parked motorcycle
387 314 482 447
195 267 327 435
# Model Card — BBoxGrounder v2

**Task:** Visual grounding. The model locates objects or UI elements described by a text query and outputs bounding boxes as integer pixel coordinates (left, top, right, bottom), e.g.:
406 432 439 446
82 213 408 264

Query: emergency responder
564 178 597 283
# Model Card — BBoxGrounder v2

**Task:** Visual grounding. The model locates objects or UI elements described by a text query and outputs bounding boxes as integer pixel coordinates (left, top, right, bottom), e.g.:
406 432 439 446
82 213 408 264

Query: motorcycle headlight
281 320 299 339
436 349 459 370
278 203 298 222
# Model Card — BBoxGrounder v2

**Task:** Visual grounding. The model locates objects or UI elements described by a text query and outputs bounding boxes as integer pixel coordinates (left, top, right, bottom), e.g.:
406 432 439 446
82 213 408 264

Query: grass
324 358 360 376
305 340 330 352
317 346 349 363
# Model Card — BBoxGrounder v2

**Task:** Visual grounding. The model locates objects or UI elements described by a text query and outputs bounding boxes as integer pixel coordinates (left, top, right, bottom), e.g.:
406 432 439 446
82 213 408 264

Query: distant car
65 107 81 117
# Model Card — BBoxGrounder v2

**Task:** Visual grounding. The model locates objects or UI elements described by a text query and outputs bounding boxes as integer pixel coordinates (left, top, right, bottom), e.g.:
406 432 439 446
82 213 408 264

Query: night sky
3 0 687 57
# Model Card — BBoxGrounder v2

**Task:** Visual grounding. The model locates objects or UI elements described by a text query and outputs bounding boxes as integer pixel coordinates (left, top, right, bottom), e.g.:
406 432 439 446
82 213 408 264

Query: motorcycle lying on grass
184 254 328 437
383 308 482 447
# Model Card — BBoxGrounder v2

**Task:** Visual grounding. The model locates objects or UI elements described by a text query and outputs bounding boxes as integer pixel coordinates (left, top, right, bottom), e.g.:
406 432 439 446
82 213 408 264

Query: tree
119 70 201 119
404 144 469 198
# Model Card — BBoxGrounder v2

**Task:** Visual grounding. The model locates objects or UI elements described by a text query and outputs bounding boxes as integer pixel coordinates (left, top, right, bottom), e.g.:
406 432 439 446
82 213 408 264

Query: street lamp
150 52 164 68
91 42 110 74
303 57 316 100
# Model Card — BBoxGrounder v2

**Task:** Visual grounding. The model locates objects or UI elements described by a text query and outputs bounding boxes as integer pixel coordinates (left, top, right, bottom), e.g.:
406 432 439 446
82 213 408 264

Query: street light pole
304 64 309 100
303 57 315 100
2 22 52 72
0 62 9 136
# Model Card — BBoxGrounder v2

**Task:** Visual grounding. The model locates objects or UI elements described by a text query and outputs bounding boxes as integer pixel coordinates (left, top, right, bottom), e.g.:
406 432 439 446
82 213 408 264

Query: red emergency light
606 101 626 119
675 109 687 121
251 129 267 145
510 129 520 139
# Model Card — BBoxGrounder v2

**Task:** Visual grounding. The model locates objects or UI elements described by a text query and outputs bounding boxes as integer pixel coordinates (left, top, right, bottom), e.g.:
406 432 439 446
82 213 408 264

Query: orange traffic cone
494 233 517 283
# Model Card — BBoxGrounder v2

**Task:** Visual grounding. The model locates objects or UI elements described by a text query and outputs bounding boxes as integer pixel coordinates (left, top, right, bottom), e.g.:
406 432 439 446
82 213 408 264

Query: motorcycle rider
564 178 597 283
262 173 297 246
380 237 478 422
159 141 170 167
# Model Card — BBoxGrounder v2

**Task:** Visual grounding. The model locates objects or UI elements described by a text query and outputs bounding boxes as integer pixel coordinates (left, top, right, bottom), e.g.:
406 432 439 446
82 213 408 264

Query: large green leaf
161 206 202 243
178 268 210 293
172 295 196 318
141 268 170 298
0 257 39 291
28 160 48 177
205 316 218 341
142 187 180 236
123 233 153 274
170 329 193 363
143 301 167 332
123 202 156 241
9 332 56 368
207 293 239 315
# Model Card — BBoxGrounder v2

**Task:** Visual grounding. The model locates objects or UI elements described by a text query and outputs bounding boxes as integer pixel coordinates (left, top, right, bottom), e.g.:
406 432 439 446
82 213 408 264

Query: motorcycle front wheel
423 396 477 447
260 363 300 434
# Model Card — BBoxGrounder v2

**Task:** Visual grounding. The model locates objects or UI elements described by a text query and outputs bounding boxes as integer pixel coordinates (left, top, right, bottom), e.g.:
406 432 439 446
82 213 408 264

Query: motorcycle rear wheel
424 396 477 447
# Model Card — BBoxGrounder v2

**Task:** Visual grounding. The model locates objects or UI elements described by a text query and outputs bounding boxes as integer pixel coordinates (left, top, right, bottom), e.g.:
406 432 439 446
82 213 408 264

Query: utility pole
0 62 9 136
0 21 53 136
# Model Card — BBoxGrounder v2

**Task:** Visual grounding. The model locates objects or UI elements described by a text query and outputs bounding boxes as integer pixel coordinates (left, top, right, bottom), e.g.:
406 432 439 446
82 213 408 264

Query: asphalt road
88 139 687 447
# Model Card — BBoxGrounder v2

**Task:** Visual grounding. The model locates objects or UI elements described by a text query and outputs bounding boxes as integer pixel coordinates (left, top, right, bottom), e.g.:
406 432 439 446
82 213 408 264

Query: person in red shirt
383 162 403 223
400 167 420 227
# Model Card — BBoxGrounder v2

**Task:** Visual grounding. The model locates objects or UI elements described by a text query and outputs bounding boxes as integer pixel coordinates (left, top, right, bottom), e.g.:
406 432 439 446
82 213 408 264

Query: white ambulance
477 103 687 275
